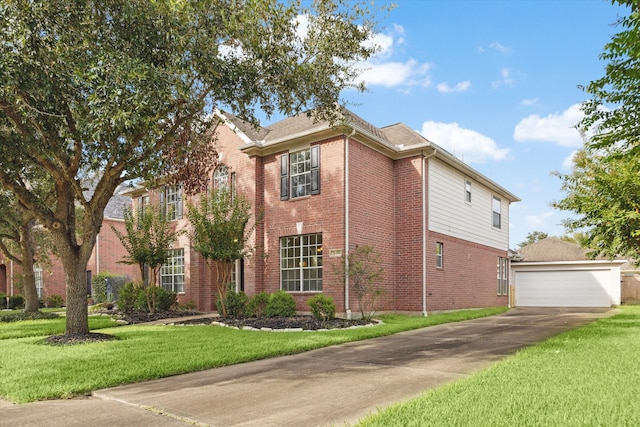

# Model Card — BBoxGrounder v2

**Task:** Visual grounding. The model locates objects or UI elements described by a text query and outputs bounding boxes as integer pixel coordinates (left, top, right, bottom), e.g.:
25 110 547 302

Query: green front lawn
0 307 506 403
357 305 640 427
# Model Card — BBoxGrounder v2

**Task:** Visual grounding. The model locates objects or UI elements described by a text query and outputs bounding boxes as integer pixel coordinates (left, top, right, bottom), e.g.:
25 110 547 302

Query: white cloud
520 97 540 106
513 103 584 147
356 24 430 88
359 59 431 88
525 211 555 230
437 80 472 93
488 42 512 54
491 68 513 89
419 121 510 163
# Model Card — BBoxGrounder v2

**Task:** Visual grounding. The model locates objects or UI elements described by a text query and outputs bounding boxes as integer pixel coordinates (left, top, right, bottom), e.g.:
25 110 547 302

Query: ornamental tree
0 0 379 336
112 204 183 313
187 189 254 316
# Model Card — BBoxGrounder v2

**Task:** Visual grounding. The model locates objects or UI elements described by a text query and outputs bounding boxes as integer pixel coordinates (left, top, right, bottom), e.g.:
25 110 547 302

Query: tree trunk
63 259 89 335
51 229 95 336
19 220 39 313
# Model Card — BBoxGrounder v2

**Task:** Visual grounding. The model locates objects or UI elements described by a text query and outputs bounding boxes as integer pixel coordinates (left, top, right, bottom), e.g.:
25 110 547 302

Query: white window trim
280 233 323 292
161 248 185 293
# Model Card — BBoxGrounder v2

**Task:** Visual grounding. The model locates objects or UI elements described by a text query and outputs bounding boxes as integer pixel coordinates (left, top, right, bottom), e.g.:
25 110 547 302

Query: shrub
177 300 196 311
307 294 336 321
154 287 177 312
44 294 64 308
117 281 144 313
7 295 24 310
0 311 59 322
219 291 249 318
117 282 176 313
246 292 270 317
265 290 296 318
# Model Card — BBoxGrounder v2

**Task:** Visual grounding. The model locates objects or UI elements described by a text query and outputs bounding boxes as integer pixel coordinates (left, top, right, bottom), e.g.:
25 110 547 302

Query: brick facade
122 110 518 316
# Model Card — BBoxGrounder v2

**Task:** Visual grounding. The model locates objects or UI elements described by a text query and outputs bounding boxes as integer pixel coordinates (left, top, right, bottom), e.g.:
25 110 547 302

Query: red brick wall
347 139 398 313
260 136 346 312
393 156 426 312
426 231 509 311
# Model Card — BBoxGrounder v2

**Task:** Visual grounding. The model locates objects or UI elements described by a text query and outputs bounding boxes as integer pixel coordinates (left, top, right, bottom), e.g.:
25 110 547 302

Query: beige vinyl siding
428 159 509 250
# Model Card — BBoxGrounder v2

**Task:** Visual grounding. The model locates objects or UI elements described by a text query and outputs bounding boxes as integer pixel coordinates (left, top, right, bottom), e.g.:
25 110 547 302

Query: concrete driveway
1 307 616 427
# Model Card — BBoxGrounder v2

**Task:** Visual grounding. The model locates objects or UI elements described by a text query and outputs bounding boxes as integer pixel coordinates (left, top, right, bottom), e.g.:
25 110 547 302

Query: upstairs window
280 146 320 200
213 165 229 191
465 180 472 203
161 184 183 221
492 196 501 229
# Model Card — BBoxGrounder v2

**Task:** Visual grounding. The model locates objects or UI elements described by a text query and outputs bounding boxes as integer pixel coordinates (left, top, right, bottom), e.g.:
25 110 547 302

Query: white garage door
515 270 612 307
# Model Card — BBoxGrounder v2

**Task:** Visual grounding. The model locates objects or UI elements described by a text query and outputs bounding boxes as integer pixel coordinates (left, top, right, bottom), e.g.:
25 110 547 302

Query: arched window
213 165 229 191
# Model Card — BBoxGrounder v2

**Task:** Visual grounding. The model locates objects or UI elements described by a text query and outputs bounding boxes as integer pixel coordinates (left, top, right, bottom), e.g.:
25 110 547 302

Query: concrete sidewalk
1 307 616 427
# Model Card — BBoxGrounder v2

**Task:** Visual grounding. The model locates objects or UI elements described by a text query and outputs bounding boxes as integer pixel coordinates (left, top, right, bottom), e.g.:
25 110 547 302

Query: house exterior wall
123 112 517 315
261 136 347 311
426 231 508 311
428 159 510 250
86 218 139 283
393 156 425 312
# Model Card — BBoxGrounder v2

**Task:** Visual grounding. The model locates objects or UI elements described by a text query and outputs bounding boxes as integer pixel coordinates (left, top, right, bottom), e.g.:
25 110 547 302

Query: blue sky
262 0 630 248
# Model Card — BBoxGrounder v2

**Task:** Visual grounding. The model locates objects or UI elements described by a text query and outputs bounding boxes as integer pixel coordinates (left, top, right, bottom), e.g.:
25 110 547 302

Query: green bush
154 287 177 312
117 282 176 313
246 292 270 317
265 290 297 318
307 294 336 321
44 294 64 308
6 295 24 310
117 282 144 313
218 291 247 318
0 311 59 322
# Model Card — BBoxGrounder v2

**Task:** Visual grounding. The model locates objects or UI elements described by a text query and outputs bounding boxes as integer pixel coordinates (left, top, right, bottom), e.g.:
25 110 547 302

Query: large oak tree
0 0 379 336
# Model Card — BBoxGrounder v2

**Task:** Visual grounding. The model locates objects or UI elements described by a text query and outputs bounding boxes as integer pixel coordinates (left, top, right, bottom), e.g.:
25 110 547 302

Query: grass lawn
0 307 506 403
357 305 640 427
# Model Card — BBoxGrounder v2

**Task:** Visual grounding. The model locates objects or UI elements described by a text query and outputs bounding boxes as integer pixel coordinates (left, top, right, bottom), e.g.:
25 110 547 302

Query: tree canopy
0 0 380 336
517 231 549 249
554 0 640 262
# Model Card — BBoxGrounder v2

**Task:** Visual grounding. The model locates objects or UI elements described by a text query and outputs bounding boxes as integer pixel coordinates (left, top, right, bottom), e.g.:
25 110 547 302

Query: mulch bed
173 316 375 330
43 311 376 345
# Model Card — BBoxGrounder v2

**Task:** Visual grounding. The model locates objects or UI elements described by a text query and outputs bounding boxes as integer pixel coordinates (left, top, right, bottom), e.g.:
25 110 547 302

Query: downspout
422 149 437 316
344 127 356 320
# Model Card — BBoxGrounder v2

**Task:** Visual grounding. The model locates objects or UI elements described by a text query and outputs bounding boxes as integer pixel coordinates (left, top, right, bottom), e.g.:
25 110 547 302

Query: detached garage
512 238 625 308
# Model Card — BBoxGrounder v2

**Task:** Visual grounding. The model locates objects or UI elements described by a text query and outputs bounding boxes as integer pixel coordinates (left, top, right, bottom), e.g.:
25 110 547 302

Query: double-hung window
497 257 509 295
465 180 472 203
161 248 185 293
280 146 320 200
161 185 183 221
436 242 443 269
280 233 323 292
492 196 502 229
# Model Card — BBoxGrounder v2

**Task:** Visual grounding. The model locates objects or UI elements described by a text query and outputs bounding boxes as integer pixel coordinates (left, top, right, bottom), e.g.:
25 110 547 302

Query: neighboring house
0 184 137 303
126 108 520 316
511 237 626 307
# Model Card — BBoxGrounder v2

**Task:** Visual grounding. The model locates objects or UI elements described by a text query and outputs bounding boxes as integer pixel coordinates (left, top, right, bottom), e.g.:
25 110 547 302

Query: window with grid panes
280 233 323 292
161 248 184 293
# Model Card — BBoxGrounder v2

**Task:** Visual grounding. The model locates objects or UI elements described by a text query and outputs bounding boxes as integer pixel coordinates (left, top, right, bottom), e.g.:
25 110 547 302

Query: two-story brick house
126 108 519 317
